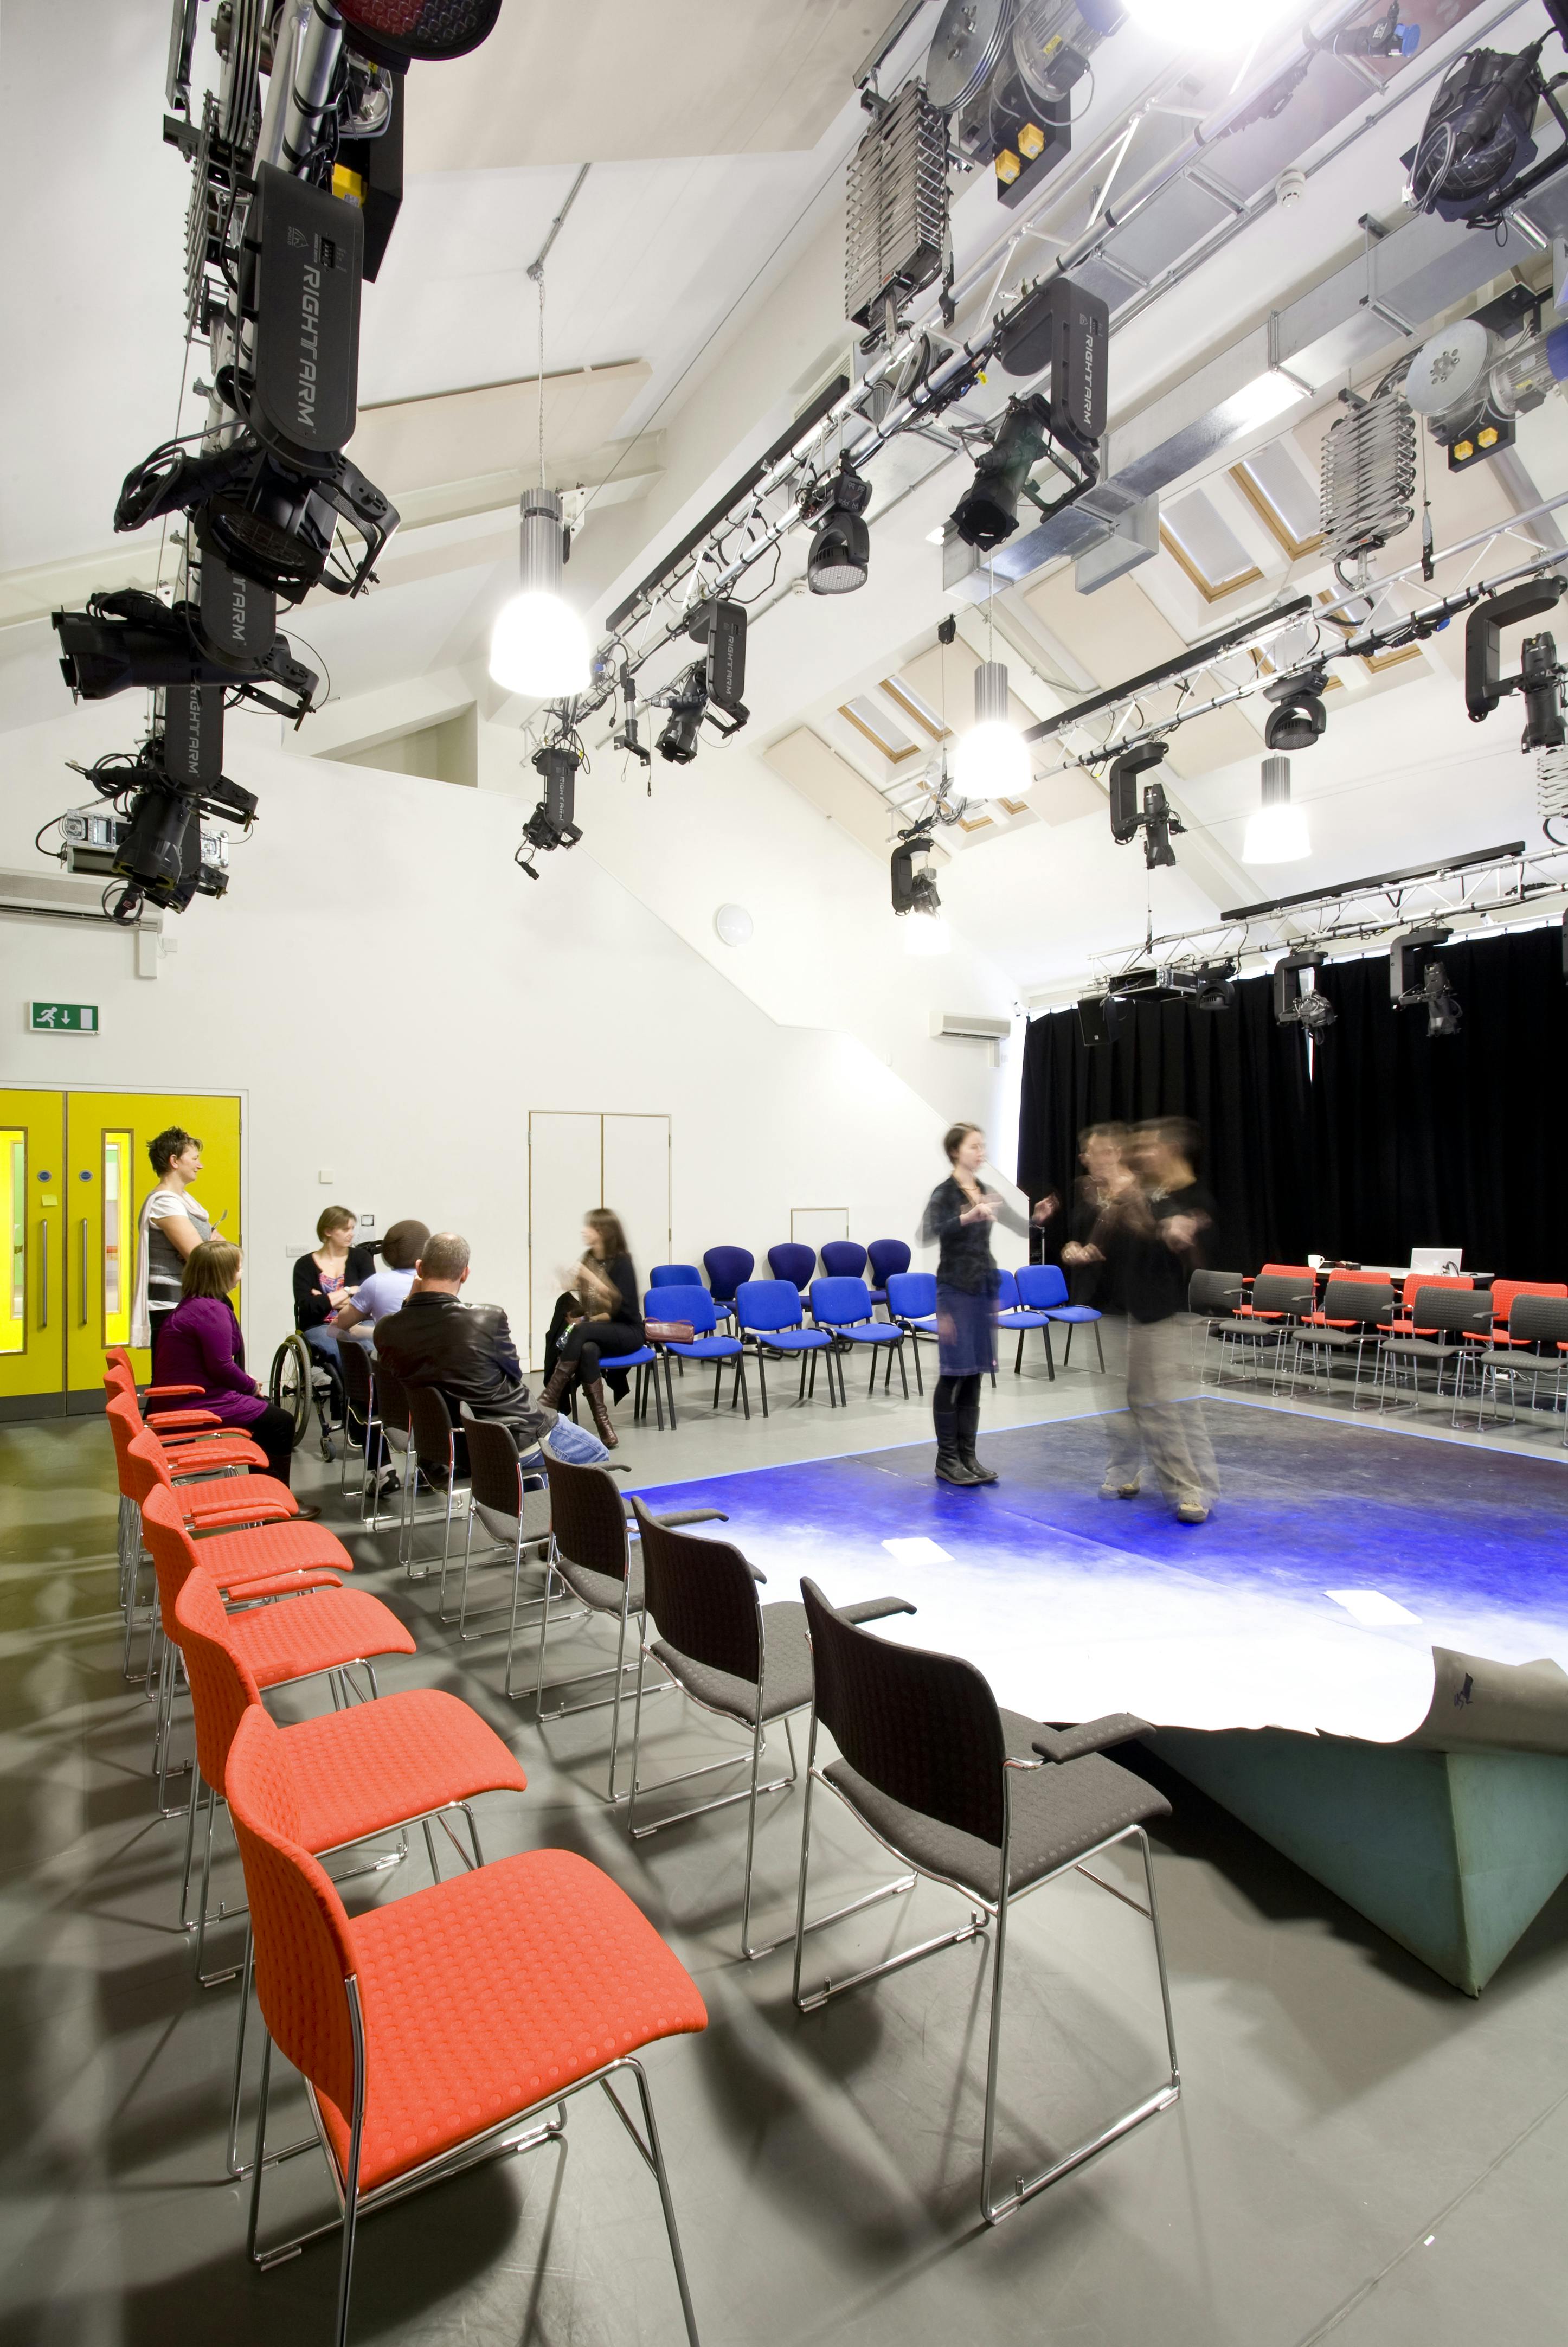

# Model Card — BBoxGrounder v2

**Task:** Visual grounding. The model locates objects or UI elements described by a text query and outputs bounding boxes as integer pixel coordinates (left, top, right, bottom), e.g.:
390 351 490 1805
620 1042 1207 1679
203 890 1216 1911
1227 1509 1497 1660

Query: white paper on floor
882 1536 953 1564
1325 1589 1423 1626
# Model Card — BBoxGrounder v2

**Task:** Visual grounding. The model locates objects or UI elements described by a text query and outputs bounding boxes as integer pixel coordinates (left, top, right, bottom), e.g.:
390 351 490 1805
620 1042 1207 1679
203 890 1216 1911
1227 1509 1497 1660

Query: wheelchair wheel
268 1332 312 1449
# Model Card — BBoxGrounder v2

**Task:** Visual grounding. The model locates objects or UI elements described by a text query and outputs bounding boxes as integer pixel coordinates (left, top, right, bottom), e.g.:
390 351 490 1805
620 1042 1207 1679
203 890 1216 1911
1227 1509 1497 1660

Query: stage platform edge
1147 1726 1568 1995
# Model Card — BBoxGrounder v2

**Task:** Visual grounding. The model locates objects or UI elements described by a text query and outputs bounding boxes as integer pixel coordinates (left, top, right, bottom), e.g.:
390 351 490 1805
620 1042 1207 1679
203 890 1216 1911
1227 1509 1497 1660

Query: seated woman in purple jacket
152 1240 318 1515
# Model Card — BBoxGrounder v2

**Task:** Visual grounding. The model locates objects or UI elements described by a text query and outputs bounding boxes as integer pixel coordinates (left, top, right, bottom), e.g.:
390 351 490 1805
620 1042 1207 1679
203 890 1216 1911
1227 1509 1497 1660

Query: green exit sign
29 1002 99 1034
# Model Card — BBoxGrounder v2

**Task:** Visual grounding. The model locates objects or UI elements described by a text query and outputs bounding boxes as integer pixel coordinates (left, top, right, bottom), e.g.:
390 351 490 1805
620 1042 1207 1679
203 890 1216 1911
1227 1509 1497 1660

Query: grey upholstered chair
1286 1277 1394 1404
1376 1284 1492 1416
626 1499 912 1958
792 1577 1179 2226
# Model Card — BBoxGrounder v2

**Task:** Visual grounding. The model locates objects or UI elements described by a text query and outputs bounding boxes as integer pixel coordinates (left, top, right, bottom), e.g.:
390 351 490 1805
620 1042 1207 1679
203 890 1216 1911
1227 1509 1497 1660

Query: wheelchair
267 1329 345 1459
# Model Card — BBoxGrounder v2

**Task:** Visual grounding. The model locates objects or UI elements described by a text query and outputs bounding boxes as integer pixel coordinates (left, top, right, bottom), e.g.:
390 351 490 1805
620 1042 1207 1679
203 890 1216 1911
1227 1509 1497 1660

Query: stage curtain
1018 925 1568 1279
1017 972 1314 1273
1308 925 1568 1278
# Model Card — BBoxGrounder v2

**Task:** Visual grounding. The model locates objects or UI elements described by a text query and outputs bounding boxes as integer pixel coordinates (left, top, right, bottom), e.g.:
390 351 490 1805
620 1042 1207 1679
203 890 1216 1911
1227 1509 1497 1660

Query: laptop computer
1410 1246 1463 1275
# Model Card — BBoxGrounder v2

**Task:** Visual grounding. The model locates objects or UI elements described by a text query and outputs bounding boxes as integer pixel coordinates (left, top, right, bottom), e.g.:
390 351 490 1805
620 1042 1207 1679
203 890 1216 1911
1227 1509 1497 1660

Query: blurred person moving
131 1127 215 1357
1043 1122 1134 1311
1089 1115 1218 1524
920 1122 1054 1486
151 1241 316 1510
328 1218 429 1351
538 1208 645 1450
292 1207 377 1369
373 1231 606 1469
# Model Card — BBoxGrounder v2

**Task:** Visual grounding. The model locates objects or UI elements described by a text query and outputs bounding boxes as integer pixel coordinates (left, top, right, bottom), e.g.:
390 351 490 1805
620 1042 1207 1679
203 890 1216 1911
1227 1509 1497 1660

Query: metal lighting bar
1222 843 1528 924
605 373 851 632
1021 597 1314 746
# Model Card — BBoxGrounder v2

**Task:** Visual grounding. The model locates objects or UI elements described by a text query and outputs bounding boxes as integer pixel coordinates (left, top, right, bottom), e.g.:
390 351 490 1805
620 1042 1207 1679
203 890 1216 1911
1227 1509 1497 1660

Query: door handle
80 1217 89 1326
40 1220 48 1328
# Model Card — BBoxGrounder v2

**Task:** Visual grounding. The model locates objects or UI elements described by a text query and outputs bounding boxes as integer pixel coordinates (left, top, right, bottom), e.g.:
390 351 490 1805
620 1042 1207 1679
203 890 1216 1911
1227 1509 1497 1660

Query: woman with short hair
538 1207 644 1448
920 1121 1054 1486
130 1127 214 1358
151 1241 315 1510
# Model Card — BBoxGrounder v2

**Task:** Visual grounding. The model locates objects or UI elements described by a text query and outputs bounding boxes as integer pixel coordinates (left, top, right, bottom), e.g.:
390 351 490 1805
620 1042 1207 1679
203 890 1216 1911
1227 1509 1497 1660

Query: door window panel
103 1132 131 1346
1 1132 23 1354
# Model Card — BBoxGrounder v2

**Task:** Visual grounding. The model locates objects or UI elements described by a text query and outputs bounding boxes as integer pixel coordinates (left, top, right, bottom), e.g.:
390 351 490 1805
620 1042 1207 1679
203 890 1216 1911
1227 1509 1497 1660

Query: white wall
0 702 1019 1369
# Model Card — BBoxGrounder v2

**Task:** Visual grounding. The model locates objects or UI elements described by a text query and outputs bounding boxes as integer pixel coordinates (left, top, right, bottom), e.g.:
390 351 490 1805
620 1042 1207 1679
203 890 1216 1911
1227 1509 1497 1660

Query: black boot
956 1403 997 1483
933 1407 979 1485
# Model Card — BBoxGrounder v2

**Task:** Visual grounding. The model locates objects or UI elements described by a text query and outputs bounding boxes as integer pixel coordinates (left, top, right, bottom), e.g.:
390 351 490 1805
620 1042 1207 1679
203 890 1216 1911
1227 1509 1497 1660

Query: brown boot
583 1378 618 1448
539 1358 576 1410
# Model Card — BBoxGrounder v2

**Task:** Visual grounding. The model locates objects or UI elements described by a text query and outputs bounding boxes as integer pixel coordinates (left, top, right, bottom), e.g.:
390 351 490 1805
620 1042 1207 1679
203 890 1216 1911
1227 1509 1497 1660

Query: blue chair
768 1243 817 1314
650 1262 702 1288
996 1266 1056 1381
820 1240 867 1281
734 1280 838 1415
703 1245 753 1333
886 1269 939 1395
1019 1259 1106 1372
866 1238 911 1312
642 1286 749 1427
810 1275 908 1401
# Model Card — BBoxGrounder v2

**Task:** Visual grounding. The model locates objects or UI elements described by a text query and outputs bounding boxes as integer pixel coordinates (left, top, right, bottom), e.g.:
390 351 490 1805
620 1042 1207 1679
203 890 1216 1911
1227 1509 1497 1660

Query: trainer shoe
1174 1499 1209 1524
1099 1479 1140 1499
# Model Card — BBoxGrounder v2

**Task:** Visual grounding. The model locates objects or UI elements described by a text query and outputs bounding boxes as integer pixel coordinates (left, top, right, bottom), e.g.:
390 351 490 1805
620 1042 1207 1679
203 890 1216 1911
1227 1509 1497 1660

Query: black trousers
557 1317 644 1402
245 1401 297 1487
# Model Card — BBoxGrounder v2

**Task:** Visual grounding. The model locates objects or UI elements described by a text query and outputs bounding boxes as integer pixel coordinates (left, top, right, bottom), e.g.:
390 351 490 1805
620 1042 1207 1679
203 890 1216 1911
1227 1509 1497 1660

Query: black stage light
657 664 710 764
1466 576 1568 749
891 827 941 919
686 598 749 719
1405 14 1568 227
1273 950 1336 1032
52 589 318 721
805 458 872 594
952 395 1052 552
64 738 257 922
1108 739 1170 847
516 741 583 878
1391 924 1462 1035
337 0 503 66
1263 663 1329 752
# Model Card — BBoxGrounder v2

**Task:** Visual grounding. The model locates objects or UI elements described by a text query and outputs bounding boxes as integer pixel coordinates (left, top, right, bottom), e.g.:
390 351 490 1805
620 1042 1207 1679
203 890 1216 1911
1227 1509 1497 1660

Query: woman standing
152 1240 317 1512
130 1128 214 1360
920 1122 1053 1486
292 1205 378 1368
538 1208 644 1448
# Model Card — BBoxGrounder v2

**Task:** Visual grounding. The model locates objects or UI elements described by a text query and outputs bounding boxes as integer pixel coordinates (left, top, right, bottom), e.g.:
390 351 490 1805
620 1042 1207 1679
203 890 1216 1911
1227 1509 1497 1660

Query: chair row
1187 1272 1568 1431
656 1241 915 1327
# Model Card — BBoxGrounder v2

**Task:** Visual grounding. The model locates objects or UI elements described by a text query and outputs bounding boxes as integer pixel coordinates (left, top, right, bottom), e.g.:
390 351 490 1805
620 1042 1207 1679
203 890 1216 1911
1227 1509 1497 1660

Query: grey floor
3 1339 1566 2347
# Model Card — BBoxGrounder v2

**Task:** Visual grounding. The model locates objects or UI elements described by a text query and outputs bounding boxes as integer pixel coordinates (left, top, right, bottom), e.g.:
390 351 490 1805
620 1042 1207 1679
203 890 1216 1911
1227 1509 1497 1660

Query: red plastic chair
140 1485 391 1813
1483 1279 1568 1348
107 1395 280 1683
227 1702 708 2347
1383 1271 1473 1337
175 1569 529 2169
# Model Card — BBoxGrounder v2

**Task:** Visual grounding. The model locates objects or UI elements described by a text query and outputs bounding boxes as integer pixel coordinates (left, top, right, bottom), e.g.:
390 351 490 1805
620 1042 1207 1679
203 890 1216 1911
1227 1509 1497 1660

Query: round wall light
714 903 754 947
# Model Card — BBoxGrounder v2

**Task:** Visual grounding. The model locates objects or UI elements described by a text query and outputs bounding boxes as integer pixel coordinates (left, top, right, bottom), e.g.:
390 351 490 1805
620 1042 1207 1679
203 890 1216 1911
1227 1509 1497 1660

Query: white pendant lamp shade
954 660 1032 800
1244 754 1310 864
903 912 952 957
488 489 590 697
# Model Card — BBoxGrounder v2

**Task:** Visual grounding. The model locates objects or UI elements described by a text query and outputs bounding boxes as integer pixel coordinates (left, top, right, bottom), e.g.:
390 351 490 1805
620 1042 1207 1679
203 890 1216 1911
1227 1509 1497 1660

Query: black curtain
1309 925 1568 1278
1017 971 1314 1274
1016 925 1568 1279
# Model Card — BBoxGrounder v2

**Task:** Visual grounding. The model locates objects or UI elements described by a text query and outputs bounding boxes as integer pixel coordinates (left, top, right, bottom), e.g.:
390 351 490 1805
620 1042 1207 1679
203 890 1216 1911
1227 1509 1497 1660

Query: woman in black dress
920 1121 1054 1485
538 1207 645 1448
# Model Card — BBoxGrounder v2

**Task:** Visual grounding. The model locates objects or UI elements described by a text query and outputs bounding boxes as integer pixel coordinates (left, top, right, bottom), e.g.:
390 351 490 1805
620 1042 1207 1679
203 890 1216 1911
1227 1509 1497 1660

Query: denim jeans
522 1414 609 1470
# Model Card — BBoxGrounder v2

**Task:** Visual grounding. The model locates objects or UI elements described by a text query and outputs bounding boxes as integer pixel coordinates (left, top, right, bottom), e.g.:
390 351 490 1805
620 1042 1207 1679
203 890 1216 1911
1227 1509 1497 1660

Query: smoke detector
1277 167 1306 209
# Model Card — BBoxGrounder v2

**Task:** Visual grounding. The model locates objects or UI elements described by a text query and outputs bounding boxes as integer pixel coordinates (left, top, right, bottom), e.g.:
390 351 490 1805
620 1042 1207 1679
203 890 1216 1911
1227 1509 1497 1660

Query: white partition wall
526 1110 672 1368
603 1113 672 1297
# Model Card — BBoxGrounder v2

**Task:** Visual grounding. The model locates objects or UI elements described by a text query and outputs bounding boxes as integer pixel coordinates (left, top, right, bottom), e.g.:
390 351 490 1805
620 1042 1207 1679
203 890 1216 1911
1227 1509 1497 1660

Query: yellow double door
0 1089 241 1417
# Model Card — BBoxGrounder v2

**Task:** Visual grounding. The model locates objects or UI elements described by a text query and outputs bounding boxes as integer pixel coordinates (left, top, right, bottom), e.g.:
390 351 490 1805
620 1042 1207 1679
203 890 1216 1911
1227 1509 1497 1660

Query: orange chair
1384 1271 1473 1335
175 1569 528 2166
107 1393 281 1682
227 1702 708 2347
140 1485 388 1811
1482 1279 1567 1346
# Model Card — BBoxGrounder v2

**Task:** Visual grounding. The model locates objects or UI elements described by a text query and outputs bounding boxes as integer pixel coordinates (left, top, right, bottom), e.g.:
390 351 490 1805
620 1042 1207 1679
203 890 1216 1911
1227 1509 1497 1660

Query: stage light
1120 0 1300 56
891 826 942 922
1391 924 1462 1036
1405 35 1566 227
951 396 1051 552
954 660 1031 798
1244 755 1310 864
805 458 872 594
489 489 590 698
1263 664 1329 753
1273 950 1336 1033
515 739 583 877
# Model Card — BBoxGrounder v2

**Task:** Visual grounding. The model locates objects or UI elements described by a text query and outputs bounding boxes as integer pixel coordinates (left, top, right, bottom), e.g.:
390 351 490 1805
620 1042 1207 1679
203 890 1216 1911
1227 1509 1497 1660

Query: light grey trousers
1104 1313 1219 1507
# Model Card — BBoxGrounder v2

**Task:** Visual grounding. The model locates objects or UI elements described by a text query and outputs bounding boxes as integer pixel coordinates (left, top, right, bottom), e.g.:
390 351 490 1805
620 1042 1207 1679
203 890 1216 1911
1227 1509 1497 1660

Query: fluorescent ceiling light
1121 0 1300 54
1222 369 1309 435
1244 801 1311 862
903 912 952 956
926 525 947 545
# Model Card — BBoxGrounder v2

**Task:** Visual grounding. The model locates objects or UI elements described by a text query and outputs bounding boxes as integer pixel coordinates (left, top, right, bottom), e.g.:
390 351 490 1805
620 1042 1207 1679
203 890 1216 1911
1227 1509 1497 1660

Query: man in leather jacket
373 1230 554 1452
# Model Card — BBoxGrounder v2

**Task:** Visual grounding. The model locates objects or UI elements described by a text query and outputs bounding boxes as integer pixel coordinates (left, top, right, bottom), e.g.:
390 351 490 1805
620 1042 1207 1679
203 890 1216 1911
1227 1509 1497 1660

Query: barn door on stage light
526 1110 671 1369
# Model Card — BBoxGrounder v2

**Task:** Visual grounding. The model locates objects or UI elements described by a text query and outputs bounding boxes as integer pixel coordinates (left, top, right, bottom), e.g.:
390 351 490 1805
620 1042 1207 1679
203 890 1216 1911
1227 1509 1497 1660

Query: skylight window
1161 490 1263 603
1231 444 1323 560
881 674 949 739
838 694 920 762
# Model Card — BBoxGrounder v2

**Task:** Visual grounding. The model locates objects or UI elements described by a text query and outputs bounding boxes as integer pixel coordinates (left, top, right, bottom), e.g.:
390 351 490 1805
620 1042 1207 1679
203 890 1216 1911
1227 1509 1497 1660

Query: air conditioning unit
930 1012 1011 1040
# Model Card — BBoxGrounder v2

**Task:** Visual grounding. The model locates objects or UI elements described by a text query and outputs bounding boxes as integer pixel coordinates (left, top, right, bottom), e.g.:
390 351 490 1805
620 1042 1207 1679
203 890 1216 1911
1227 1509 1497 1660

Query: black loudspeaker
1077 992 1122 1047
